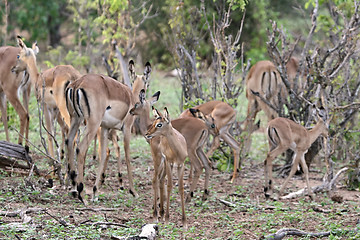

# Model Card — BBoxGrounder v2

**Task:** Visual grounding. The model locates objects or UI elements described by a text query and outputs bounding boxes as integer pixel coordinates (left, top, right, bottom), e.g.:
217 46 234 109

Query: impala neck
163 125 183 152
308 120 325 145
26 57 40 88
140 107 152 136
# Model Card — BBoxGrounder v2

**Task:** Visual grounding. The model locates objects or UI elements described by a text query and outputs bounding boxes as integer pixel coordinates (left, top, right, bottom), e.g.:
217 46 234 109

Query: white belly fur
101 100 130 129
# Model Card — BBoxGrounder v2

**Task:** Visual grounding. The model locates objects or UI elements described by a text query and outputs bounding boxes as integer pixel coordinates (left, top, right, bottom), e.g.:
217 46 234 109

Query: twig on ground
44 210 69 227
76 207 117 212
81 221 129 228
218 198 236 208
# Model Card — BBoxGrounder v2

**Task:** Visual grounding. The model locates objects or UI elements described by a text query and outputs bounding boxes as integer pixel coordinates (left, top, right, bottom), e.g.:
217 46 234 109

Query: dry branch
218 198 236 208
76 207 117 212
0 141 39 175
263 228 331 240
81 221 128 228
0 207 43 217
280 167 348 200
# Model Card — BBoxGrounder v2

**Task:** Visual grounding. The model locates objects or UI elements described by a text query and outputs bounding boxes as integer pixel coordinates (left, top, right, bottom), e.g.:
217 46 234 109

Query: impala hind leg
278 152 302 197
220 129 240 183
65 118 82 194
186 152 201 203
264 144 287 199
76 126 99 204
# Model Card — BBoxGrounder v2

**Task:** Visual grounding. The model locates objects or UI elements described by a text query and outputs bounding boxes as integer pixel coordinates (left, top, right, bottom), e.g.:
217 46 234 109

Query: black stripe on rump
79 88 91 117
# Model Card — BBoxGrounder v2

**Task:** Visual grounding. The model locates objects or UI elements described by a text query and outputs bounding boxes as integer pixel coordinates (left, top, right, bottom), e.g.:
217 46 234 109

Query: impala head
129 60 152 91
145 107 171 140
11 36 39 73
189 108 219 135
129 89 160 116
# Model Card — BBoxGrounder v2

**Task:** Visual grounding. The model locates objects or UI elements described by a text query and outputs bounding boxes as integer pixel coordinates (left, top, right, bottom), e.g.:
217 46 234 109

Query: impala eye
156 123 163 128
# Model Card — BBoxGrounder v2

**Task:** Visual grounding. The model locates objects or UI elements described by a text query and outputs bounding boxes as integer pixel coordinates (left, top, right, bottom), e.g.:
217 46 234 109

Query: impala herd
0 36 329 227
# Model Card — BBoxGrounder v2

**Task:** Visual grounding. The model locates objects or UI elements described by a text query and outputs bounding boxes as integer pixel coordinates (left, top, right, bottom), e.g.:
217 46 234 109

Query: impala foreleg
197 147 211 201
165 162 172 224
177 163 187 229
205 135 220 159
299 153 315 199
123 125 138 197
55 112 69 160
43 105 55 159
110 130 124 190
93 127 110 201
0 93 9 142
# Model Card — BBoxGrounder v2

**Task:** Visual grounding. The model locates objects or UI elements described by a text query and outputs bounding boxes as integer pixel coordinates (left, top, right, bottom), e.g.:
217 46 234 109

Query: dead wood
218 198 236 208
0 207 43 217
81 221 129 228
44 210 69 227
280 167 348 200
263 228 331 240
76 207 117 212
0 141 39 175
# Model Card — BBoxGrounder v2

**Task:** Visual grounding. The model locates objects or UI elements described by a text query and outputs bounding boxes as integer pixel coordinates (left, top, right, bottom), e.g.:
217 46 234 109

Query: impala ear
189 108 199 117
163 107 170 122
129 60 136 79
144 62 152 80
17 35 26 49
32 41 39 55
139 89 146 104
149 91 160 106
152 106 161 119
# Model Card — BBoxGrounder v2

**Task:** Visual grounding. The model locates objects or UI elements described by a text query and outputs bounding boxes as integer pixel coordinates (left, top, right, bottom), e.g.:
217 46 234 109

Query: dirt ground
0 141 359 239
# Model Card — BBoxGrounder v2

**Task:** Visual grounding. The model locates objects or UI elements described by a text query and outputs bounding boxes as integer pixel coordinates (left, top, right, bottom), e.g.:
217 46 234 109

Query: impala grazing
180 100 240 183
146 107 188 229
264 116 328 199
0 36 38 145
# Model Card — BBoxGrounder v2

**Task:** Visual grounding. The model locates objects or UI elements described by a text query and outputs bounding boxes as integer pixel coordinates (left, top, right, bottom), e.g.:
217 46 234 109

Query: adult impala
65 61 152 202
145 107 188 229
264 116 328 199
37 65 82 159
180 100 240 183
0 36 38 145
244 57 303 131
100 60 152 188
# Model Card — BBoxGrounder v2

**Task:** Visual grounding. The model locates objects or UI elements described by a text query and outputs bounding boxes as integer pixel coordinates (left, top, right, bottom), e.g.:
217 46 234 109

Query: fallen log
0 141 39 175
